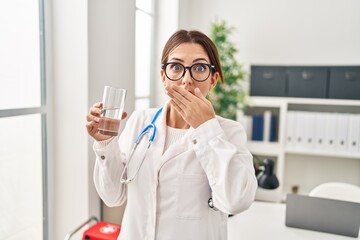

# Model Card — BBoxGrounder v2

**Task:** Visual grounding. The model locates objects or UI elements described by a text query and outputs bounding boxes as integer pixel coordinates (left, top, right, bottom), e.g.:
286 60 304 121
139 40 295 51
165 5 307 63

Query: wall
155 0 360 107
88 0 135 225
50 0 135 239
51 0 89 239
175 0 360 195
153 0 180 107
178 0 360 66
48 1 359 237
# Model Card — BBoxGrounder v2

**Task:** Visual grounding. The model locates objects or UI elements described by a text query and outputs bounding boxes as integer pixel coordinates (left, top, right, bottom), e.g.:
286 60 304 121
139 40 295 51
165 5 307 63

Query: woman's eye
194 65 206 72
170 64 182 71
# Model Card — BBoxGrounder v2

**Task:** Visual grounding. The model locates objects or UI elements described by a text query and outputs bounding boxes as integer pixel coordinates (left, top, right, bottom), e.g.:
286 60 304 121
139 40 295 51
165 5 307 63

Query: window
0 1 47 239
135 0 154 110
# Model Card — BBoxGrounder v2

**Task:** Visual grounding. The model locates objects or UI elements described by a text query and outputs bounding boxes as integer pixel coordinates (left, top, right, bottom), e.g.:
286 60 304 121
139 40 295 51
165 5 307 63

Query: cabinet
243 96 360 202
250 65 360 100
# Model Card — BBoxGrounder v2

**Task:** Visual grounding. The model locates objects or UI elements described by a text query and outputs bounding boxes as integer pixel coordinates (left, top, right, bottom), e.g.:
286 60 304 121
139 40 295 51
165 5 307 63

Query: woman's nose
182 69 193 85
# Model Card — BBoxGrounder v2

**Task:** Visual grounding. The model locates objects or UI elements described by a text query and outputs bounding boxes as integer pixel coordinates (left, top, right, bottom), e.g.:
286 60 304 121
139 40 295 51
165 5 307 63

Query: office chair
309 182 360 203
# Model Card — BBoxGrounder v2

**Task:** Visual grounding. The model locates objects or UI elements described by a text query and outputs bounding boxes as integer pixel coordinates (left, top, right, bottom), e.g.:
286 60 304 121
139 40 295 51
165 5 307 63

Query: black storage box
250 66 287 97
328 67 360 100
287 67 328 98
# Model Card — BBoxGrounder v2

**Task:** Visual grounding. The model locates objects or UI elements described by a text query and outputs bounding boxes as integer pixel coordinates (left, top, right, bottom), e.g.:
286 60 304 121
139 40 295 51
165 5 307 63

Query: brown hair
161 29 224 84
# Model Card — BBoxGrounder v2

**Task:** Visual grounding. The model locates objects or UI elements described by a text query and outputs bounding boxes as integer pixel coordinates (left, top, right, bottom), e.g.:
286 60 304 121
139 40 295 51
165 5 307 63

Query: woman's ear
210 72 219 89
160 69 166 85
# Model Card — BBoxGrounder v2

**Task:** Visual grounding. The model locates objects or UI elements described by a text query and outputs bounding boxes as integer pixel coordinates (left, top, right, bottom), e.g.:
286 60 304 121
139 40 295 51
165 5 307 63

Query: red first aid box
82 221 121 240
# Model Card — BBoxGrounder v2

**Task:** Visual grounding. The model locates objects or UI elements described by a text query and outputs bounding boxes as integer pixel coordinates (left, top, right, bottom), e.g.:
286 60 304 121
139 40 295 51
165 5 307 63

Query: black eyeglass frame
161 62 216 82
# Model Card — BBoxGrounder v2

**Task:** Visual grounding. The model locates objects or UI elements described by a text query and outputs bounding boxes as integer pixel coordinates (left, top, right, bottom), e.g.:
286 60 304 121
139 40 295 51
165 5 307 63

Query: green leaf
210 20 248 120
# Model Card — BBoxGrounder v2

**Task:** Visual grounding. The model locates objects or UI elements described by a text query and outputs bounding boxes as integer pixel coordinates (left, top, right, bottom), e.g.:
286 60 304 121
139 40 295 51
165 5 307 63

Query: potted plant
209 20 248 120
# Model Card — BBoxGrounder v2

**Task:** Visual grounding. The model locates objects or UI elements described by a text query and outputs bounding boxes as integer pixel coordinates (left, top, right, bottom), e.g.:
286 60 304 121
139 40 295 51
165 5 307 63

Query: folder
237 111 253 142
251 114 264 141
293 111 307 149
323 113 337 152
314 112 326 151
263 110 271 142
286 111 296 149
335 113 349 153
245 115 253 142
348 114 360 153
303 112 316 150
269 114 277 142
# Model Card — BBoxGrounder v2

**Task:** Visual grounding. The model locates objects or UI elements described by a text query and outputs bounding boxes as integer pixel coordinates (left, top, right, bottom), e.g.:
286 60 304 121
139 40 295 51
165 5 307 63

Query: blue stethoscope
120 107 163 184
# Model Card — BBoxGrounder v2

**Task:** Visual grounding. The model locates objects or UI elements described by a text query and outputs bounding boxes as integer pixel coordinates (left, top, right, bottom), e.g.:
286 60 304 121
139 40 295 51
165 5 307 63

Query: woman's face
160 43 219 96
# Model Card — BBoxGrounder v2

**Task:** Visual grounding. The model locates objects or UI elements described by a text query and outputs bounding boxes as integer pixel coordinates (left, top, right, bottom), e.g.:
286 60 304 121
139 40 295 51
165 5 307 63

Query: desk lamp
257 159 279 189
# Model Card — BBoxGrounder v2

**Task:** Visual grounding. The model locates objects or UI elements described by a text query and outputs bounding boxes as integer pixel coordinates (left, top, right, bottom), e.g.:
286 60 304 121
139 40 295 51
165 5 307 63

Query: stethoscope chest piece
208 197 218 211
208 198 214 208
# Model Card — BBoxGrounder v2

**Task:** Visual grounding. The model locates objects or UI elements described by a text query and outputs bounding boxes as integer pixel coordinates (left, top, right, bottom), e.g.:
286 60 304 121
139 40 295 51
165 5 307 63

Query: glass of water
98 86 127 136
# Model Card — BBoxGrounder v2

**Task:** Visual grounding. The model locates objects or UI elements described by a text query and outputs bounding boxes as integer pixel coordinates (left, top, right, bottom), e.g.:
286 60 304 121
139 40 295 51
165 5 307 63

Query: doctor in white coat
86 29 257 240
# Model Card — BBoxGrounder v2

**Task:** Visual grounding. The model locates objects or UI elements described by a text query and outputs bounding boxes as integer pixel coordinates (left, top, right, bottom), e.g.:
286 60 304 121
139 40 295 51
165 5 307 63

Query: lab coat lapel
157 103 194 167
146 103 193 162
146 103 194 168
159 130 193 164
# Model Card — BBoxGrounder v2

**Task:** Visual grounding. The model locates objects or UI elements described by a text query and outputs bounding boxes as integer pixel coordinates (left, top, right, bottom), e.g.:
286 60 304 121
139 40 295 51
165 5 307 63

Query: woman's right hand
86 102 127 141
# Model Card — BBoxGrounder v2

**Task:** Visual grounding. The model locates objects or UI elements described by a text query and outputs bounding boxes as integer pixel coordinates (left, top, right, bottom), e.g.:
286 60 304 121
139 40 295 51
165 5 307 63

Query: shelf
286 97 360 106
247 95 360 203
247 141 282 156
285 148 360 159
255 187 283 203
249 96 360 107
248 97 286 108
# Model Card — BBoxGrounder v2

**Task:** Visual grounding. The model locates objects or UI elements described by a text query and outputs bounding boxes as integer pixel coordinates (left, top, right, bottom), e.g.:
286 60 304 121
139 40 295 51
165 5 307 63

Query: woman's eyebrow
168 57 184 63
168 57 210 63
192 58 209 63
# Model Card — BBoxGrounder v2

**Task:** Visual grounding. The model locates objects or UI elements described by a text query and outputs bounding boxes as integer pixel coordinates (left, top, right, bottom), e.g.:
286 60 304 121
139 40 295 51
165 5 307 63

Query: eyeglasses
162 62 216 82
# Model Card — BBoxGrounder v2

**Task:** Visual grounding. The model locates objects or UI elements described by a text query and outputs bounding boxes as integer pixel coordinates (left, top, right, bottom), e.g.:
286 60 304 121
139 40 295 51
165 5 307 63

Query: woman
86 29 257 240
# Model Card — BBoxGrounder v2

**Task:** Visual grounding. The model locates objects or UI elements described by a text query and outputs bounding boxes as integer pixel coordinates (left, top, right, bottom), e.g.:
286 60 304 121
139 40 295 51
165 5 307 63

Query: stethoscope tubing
119 107 217 210
120 107 163 184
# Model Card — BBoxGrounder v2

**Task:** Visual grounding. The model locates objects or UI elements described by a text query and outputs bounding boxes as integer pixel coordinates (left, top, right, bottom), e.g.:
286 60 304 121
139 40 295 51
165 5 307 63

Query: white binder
293 111 308 150
263 110 271 142
348 114 360 153
236 111 253 142
323 112 337 152
303 112 316 150
286 111 296 149
335 113 349 153
314 112 326 151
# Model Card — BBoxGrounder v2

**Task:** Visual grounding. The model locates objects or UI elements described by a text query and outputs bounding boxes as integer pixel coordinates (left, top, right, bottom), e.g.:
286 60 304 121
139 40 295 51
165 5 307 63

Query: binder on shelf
237 111 253 141
293 111 315 150
348 114 360 153
323 112 337 152
245 115 253 142
303 112 316 150
251 114 264 141
269 114 277 142
335 113 349 153
293 111 307 149
263 110 271 142
286 111 296 148
263 110 277 142
314 112 326 151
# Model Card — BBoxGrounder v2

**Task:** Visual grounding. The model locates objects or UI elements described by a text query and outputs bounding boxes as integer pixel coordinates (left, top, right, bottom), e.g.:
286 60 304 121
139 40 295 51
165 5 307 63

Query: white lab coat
93 103 257 240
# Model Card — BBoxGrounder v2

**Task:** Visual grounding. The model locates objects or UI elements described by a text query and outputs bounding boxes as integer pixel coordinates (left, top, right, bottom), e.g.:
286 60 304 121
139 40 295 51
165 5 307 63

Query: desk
228 201 360 240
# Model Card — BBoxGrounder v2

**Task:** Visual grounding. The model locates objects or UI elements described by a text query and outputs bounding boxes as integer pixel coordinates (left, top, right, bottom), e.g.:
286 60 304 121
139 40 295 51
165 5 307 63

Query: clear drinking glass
98 86 127 136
